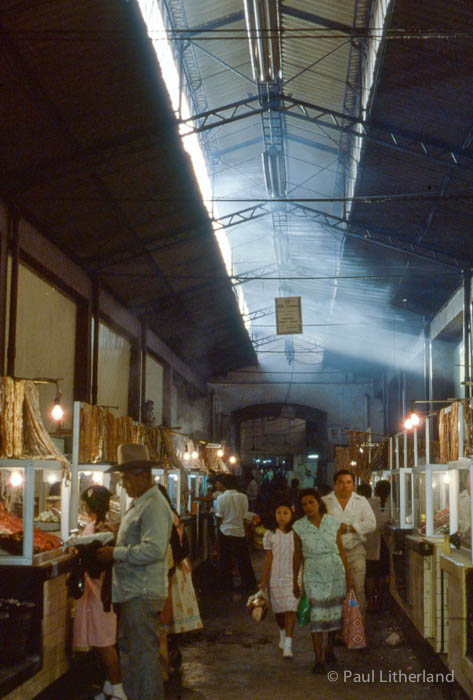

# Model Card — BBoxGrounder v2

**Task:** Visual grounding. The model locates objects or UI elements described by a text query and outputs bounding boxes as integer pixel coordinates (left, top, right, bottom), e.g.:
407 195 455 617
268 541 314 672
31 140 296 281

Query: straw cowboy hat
105 442 158 472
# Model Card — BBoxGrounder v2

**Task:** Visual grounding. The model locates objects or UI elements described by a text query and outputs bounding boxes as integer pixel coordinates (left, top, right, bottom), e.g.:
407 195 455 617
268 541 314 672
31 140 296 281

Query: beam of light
136 1 250 330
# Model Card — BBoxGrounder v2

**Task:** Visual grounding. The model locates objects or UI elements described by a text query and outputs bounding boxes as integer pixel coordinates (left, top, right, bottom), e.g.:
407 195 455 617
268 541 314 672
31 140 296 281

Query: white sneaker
279 630 286 649
283 638 293 658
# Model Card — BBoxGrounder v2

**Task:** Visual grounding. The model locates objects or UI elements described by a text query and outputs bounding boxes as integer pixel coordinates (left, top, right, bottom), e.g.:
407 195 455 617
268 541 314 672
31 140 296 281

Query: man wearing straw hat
97 444 172 700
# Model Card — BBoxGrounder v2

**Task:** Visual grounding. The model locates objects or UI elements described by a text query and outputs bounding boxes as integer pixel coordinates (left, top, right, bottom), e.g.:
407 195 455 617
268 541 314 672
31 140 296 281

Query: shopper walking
216 473 256 591
323 470 376 621
259 501 300 658
97 456 172 700
73 485 126 700
293 489 352 673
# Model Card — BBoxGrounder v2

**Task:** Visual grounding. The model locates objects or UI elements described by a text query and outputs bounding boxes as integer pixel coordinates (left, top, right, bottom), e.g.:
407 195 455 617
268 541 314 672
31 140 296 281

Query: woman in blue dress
293 488 352 673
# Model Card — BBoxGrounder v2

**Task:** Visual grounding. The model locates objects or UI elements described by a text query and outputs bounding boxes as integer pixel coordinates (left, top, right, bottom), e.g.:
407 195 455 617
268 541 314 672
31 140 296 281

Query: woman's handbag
297 592 310 627
342 589 366 649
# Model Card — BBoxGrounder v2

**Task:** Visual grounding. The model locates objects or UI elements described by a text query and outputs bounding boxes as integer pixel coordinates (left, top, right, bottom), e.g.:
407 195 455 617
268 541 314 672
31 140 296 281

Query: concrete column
162 362 173 427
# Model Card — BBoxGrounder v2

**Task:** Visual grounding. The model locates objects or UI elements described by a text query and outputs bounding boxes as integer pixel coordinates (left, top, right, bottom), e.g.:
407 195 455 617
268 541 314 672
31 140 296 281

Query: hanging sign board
275 296 303 334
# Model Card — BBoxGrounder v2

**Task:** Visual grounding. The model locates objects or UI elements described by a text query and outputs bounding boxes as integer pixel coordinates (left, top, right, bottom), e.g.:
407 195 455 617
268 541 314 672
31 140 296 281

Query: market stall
0 378 73 700
439 457 473 697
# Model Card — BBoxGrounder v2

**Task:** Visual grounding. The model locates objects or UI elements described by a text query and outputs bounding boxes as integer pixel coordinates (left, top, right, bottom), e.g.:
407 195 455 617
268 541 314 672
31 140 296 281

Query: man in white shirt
323 470 376 621
246 473 259 511
215 474 256 591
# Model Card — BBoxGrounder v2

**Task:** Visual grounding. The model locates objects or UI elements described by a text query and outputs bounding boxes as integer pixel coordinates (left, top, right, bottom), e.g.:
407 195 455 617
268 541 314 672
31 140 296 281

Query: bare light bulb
410 412 420 426
10 471 24 487
92 472 103 484
51 402 64 421
183 452 190 462
191 450 199 460
217 449 224 458
229 455 237 465
404 418 413 430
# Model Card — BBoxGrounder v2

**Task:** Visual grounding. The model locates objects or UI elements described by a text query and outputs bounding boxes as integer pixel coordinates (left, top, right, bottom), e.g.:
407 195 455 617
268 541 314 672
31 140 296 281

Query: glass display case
187 471 207 511
448 458 472 551
390 469 412 528
70 463 123 529
0 460 69 565
152 468 181 513
391 471 400 525
167 470 181 513
413 465 450 537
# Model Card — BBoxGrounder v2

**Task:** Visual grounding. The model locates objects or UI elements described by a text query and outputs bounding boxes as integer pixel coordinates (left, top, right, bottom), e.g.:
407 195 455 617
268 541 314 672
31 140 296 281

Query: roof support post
6 209 19 378
0 220 8 376
73 297 92 403
463 269 472 398
91 278 100 405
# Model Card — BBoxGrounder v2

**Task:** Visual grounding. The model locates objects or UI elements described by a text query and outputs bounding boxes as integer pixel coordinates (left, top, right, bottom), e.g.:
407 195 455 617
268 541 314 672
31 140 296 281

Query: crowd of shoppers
70 455 390 694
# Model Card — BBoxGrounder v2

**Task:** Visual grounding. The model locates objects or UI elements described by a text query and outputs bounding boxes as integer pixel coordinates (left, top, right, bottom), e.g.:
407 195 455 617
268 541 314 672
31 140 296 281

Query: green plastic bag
297 592 310 627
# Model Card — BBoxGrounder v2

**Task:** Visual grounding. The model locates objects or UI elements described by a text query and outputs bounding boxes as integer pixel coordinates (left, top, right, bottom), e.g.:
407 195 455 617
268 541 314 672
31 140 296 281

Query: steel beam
182 95 473 171
288 202 466 268
182 10 245 37
252 334 282 348
179 95 262 133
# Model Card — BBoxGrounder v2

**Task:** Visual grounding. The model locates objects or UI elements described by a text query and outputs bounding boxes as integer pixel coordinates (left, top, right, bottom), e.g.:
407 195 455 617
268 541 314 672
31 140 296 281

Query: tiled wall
2 574 71 700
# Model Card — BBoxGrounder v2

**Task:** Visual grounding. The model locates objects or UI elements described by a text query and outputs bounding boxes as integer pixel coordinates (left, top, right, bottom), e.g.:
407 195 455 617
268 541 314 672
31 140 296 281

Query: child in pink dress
73 486 126 700
259 501 299 658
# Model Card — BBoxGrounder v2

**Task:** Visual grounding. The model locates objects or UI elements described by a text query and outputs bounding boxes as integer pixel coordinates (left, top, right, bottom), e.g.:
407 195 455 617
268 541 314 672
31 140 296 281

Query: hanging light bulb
183 444 190 461
410 412 421 427
229 455 237 465
217 448 224 458
404 418 413 430
191 450 199 460
350 460 357 467
10 471 24 487
51 389 64 422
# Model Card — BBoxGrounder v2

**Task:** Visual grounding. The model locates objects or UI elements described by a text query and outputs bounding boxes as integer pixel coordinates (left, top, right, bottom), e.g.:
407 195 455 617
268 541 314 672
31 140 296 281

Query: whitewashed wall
15 263 76 431
97 321 130 417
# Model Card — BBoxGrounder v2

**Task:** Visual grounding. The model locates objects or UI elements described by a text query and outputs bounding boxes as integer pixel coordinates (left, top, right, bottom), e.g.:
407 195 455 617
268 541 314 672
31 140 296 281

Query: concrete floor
167 593 448 700
36 552 456 700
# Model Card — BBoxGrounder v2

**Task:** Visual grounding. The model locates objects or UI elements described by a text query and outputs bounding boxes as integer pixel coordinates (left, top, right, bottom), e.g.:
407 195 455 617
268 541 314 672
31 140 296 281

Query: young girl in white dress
259 501 300 658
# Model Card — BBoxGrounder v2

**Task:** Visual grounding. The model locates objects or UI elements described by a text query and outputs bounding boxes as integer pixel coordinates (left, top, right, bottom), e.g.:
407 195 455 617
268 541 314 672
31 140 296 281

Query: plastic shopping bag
297 592 311 627
342 589 366 649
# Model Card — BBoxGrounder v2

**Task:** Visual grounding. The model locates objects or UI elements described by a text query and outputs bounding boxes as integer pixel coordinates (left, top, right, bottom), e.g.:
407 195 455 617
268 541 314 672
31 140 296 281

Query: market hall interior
1 0 473 699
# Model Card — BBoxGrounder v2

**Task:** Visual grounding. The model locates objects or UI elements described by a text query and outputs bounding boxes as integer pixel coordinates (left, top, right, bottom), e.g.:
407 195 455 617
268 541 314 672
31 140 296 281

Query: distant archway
231 403 328 479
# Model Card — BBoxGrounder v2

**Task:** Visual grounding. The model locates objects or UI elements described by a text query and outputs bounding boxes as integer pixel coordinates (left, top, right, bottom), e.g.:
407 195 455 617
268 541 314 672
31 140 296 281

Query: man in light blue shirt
98 460 172 700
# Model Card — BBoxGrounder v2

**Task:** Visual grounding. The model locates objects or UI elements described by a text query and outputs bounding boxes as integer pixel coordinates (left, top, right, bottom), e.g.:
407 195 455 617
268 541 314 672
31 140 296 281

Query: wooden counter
0 552 73 700
440 549 473 699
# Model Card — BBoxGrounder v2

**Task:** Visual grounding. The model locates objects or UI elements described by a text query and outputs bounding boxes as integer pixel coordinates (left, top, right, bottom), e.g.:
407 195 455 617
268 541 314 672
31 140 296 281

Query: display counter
440 550 473 698
405 535 447 653
0 551 73 700
0 460 69 566
384 525 413 615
